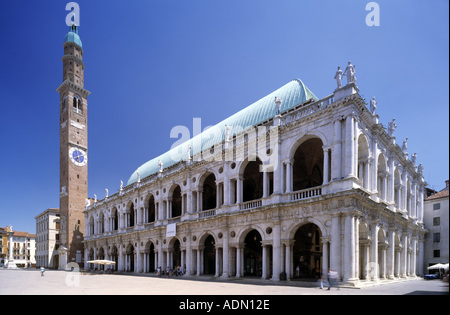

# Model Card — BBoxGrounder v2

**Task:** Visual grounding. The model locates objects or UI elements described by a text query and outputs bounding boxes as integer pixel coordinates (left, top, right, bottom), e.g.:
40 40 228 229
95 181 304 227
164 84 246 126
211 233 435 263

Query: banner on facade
166 223 176 237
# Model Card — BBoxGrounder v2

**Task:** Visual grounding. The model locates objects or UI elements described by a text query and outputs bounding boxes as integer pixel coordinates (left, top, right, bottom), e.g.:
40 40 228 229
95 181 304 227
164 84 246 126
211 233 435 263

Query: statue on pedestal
370 97 377 114
274 96 282 115
388 119 397 136
334 66 343 89
343 61 356 84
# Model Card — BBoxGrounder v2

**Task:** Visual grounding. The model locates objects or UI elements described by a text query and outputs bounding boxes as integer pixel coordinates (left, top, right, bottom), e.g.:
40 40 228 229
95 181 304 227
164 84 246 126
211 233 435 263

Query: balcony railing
239 199 262 210
290 186 322 201
199 209 216 218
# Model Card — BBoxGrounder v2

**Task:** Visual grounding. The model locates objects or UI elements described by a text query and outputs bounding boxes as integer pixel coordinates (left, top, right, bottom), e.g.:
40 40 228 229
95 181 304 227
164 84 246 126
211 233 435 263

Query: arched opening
203 235 216 275
88 248 94 269
293 223 322 278
244 230 262 277
98 213 105 234
145 242 155 273
111 246 118 271
293 138 324 191
243 158 263 202
126 244 134 272
171 239 181 269
358 222 370 280
111 208 118 231
97 247 105 270
128 203 135 227
88 216 94 235
171 185 182 218
202 173 217 211
147 194 156 223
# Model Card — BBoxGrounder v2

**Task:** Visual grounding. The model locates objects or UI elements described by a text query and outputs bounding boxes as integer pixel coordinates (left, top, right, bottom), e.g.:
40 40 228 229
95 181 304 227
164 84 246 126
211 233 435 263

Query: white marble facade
84 81 426 285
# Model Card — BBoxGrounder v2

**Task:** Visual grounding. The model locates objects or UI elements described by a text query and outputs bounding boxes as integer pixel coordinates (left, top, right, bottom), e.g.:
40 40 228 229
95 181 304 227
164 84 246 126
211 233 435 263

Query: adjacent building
35 208 61 268
423 180 449 271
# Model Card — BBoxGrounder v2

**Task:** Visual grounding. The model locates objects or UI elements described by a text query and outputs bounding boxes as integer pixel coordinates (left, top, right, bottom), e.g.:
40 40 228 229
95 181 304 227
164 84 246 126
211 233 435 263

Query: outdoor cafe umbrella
427 263 446 270
86 260 116 265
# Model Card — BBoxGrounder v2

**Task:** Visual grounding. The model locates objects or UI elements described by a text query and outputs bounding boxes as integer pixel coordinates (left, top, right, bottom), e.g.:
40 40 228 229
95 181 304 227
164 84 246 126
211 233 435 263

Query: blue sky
0 0 448 233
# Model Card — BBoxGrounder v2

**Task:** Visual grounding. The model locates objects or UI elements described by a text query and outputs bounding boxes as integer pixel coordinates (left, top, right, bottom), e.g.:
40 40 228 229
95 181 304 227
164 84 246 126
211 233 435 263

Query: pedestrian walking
327 269 340 290
40 266 45 277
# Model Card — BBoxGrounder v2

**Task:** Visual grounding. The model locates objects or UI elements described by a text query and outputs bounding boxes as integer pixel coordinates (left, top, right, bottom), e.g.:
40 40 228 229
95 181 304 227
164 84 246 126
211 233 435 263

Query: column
196 248 201 276
401 172 408 212
285 242 292 279
345 114 355 178
418 186 424 222
418 238 424 277
272 136 283 195
344 214 356 282
323 148 329 185
236 177 243 204
321 237 329 278
285 161 293 193
221 230 229 278
235 246 242 278
371 221 379 281
262 245 267 279
387 229 395 279
271 223 281 281
330 214 341 279
185 235 192 276
371 138 378 191
186 177 192 213
331 119 342 180
388 158 395 204
263 170 269 198
215 247 220 277
411 236 417 277
401 234 408 277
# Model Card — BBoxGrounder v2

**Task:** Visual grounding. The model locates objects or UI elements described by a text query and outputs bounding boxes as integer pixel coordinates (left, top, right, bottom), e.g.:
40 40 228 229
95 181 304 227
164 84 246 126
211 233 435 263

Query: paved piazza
0 269 448 296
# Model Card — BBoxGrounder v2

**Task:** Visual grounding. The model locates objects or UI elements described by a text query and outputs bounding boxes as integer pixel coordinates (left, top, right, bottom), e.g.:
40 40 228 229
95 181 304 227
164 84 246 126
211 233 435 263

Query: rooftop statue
370 97 377 114
388 119 396 136
334 66 343 89
343 61 356 85
274 96 282 115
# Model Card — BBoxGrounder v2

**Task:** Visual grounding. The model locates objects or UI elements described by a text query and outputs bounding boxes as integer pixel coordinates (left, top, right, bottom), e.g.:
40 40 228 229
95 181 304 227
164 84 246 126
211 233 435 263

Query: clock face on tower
69 147 87 166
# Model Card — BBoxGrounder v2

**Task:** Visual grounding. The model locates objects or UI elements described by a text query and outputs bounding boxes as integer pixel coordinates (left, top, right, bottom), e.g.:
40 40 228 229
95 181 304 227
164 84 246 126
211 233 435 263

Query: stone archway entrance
172 239 181 268
203 235 216 275
244 230 263 277
292 223 322 278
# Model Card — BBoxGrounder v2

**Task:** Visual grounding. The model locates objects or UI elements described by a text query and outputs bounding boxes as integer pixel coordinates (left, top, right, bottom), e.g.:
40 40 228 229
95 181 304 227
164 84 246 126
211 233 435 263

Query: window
433 250 440 258
433 217 440 226
433 203 441 210
433 233 440 243
72 96 82 115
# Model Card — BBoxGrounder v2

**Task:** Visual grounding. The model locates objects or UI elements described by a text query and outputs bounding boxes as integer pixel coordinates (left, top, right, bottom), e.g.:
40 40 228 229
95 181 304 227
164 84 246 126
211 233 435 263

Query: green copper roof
126 79 318 186
65 24 82 48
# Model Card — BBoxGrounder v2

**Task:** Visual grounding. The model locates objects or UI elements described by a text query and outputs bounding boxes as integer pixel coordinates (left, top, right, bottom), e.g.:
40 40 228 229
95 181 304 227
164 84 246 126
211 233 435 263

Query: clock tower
56 23 90 268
